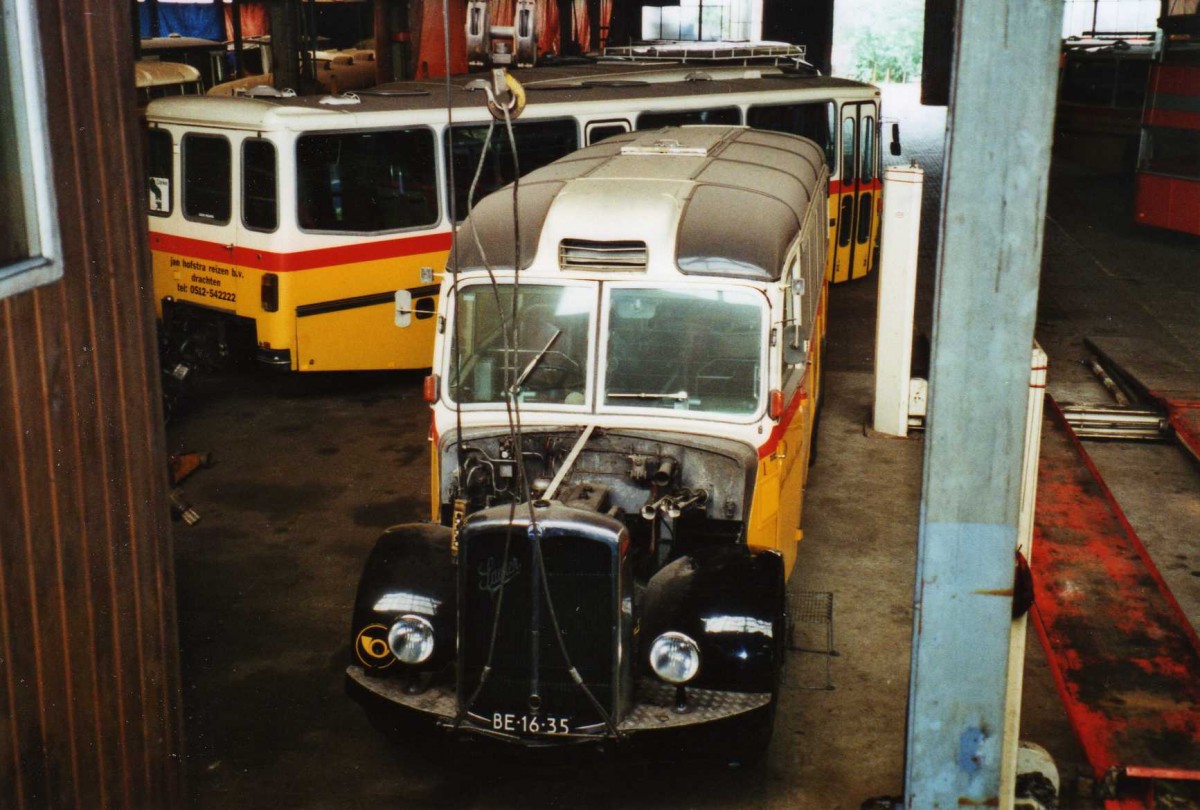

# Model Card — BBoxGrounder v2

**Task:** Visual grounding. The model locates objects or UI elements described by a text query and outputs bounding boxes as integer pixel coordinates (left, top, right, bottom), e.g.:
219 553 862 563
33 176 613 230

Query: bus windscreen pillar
903 0 1060 807
873 164 924 437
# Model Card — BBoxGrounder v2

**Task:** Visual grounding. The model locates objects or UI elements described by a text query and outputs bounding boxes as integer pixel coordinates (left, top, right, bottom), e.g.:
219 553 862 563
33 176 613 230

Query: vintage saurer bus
346 125 827 755
143 58 878 374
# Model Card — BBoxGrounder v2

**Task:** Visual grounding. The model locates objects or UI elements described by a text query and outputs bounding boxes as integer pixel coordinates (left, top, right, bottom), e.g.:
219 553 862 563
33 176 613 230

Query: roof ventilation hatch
559 239 648 271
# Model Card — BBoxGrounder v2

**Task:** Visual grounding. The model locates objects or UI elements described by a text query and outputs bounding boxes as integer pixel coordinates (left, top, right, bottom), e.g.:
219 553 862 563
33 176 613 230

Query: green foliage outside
835 0 925 83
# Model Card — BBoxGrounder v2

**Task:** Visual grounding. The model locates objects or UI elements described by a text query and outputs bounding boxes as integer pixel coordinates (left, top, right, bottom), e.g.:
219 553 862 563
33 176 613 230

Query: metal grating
787 590 835 691
559 238 648 271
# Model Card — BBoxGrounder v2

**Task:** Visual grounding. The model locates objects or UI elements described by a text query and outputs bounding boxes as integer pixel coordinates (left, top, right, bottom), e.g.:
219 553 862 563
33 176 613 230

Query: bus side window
146 129 173 216
746 102 836 172
587 120 631 144
445 119 578 220
782 255 806 367
182 133 231 224
243 139 277 232
636 107 741 129
841 117 857 184
861 116 876 185
296 128 439 233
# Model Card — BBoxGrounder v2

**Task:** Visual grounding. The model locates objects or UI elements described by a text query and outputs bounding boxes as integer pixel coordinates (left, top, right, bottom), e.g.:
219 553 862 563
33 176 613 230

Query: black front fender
640 545 786 693
350 523 456 673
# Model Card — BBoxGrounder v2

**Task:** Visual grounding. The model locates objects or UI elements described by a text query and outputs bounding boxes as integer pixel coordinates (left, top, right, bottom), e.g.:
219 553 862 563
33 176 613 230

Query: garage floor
166 83 1200 808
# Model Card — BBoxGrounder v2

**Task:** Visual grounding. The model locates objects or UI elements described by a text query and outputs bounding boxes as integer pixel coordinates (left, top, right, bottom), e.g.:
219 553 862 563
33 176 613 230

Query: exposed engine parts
443 429 750 565
640 488 708 521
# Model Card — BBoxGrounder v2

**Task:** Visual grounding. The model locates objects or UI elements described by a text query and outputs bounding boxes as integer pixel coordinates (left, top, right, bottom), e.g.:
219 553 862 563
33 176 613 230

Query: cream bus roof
135 60 202 89
144 61 876 130
453 125 826 283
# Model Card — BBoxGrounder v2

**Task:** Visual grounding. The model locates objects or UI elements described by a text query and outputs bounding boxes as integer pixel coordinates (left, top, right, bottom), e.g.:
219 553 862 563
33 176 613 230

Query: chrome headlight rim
387 613 436 665
649 630 701 685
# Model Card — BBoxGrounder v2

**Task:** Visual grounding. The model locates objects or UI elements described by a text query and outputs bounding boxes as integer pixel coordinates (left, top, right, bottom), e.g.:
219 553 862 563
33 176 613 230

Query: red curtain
572 0 589 52
566 0 612 54
223 1 269 39
599 0 611 50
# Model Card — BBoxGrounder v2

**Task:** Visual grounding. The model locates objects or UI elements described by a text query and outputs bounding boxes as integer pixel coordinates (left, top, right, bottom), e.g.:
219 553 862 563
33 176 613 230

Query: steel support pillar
269 0 302 92
903 2 1061 808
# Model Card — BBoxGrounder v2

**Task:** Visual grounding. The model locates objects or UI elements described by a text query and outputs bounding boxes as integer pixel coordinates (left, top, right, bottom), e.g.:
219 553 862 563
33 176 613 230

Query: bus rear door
289 126 446 371
831 102 880 283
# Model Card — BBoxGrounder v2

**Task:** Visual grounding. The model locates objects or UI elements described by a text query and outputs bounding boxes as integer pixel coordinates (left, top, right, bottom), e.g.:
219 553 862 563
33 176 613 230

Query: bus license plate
491 712 571 735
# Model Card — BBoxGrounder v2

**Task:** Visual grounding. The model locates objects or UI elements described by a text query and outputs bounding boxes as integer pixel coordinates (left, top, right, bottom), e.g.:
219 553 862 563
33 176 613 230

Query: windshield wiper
608 390 689 402
509 329 562 395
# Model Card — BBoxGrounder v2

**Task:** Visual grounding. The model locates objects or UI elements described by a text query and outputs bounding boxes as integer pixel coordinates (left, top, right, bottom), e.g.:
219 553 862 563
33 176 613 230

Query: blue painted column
903 2 1061 808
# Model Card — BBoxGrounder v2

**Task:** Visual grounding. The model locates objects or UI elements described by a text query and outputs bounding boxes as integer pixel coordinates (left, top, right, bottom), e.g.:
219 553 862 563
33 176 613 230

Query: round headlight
649 631 700 684
388 614 435 665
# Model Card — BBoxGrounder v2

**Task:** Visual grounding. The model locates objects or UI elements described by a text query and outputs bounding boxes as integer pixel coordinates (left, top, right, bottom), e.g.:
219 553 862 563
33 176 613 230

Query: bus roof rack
602 40 810 68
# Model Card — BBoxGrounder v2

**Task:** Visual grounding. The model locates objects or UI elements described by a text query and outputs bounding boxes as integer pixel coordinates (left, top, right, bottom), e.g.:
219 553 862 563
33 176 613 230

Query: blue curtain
139 2 225 42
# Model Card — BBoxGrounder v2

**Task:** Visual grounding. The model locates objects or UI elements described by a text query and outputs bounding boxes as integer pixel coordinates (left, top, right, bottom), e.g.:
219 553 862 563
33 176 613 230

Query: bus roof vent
559 239 648 271
620 138 710 157
319 92 363 106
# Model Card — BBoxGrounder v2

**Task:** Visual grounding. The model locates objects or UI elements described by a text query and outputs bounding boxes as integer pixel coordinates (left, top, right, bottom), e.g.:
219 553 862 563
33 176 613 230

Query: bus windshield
604 287 764 415
447 282 765 416
449 283 594 405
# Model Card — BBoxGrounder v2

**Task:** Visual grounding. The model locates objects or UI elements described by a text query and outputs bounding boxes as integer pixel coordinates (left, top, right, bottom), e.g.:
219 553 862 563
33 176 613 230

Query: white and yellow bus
144 60 881 373
348 125 829 754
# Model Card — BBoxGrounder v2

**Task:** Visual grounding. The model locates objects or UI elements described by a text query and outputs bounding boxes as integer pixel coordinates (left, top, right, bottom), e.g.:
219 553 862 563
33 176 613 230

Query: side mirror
394 289 413 328
890 122 902 157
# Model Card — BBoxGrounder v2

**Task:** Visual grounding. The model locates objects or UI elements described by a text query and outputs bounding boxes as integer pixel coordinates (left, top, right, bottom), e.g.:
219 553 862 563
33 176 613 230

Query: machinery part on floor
1013 742 1060 810
1084 336 1200 464
1086 356 1133 406
169 488 200 526
1032 397 1200 809
1058 403 1169 440
169 451 212 485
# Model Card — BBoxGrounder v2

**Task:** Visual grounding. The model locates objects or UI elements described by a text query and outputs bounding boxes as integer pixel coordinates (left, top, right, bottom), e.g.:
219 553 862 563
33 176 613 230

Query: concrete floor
167 83 1200 808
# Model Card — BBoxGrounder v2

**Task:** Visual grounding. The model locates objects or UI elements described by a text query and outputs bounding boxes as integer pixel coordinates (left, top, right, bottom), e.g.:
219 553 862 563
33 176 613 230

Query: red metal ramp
1033 397 1200 807
1085 336 1200 464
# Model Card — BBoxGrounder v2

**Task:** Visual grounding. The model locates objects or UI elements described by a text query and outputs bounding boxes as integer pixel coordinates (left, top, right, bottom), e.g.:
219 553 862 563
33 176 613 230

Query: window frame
585 119 632 145
0 0 62 299
746 100 838 173
241 137 278 233
182 132 233 226
296 124 442 235
635 106 742 130
146 127 173 218
597 281 769 423
443 117 580 222
445 278 598 412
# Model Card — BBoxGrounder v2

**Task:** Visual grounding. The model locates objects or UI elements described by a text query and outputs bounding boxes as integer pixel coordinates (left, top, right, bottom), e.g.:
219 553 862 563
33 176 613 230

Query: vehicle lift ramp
1084 336 1200 466
1033 396 1200 807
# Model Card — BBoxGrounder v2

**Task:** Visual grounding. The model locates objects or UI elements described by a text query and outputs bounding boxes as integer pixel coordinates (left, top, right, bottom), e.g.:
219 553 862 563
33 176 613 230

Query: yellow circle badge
355 623 396 670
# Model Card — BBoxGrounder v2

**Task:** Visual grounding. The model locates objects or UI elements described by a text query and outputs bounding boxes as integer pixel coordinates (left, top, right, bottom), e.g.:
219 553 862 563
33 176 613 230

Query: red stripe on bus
148 230 454 273
758 388 809 460
828 177 884 196
1145 108 1200 130
1151 65 1200 97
